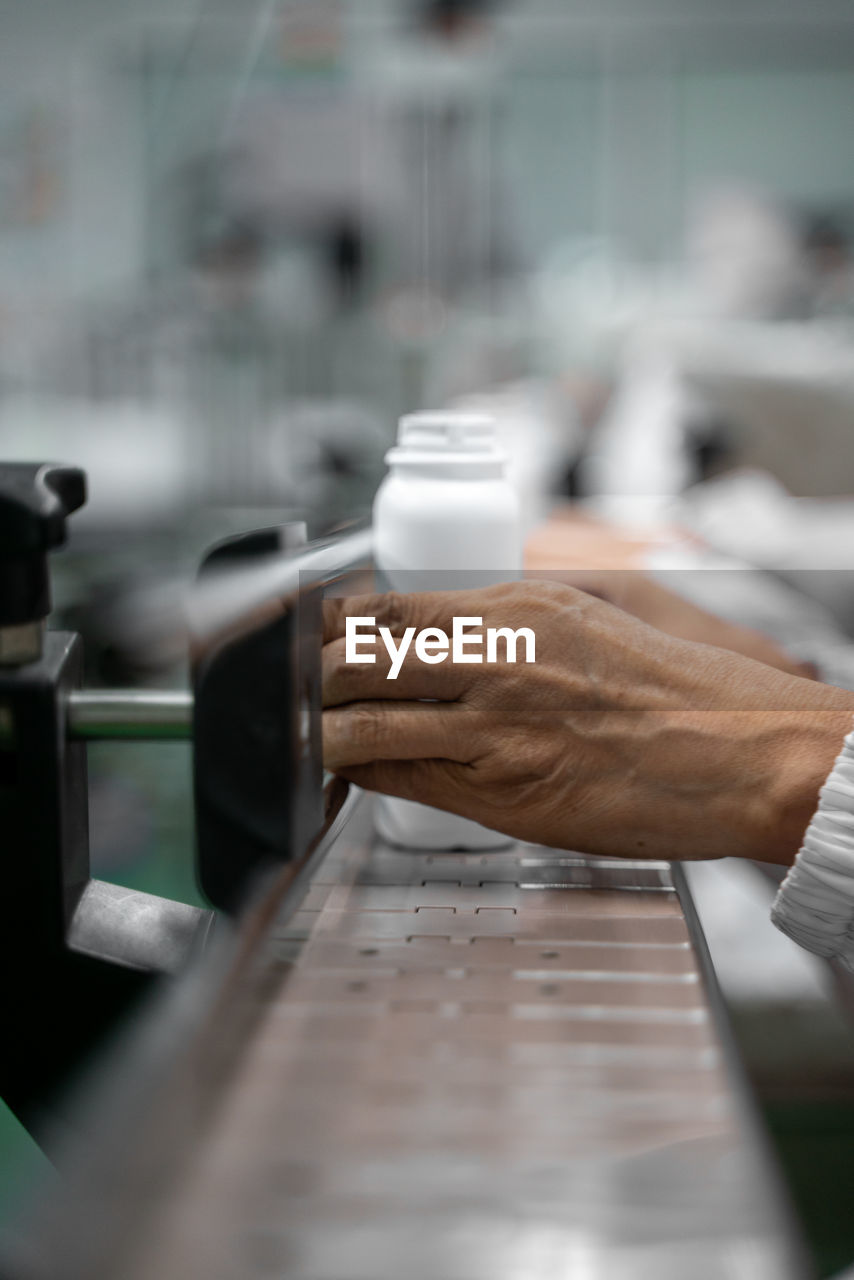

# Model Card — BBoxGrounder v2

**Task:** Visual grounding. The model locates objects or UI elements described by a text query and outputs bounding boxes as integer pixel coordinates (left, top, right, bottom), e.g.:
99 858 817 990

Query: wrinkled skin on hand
530 568 814 677
322 581 854 864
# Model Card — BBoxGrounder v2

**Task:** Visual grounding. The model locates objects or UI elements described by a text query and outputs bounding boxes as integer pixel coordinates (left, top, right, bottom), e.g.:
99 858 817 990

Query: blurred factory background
6 0 854 536
5 0 854 1273
7 0 854 525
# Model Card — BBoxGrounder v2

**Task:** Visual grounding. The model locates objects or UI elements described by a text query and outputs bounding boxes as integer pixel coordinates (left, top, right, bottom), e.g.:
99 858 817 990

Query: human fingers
322 632 469 707
323 700 477 770
323 589 476 645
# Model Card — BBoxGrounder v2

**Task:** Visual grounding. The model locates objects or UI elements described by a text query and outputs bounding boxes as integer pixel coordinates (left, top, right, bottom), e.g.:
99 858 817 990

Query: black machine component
0 461 334 1140
0 463 85 664
0 465 172 1135
192 525 324 913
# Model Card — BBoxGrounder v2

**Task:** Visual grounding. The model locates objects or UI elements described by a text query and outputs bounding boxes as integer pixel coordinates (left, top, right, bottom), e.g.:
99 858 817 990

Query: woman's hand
322 581 854 864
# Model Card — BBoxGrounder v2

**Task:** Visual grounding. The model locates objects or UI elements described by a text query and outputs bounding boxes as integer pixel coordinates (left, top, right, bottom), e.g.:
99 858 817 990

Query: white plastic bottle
372 410 521 850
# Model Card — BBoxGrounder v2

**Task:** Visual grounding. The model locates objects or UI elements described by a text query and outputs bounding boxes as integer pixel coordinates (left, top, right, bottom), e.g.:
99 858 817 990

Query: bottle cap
397 412 497 454
385 411 506 476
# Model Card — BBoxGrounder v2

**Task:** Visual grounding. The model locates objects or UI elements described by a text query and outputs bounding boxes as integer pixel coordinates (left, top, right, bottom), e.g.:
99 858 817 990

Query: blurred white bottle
372 411 522 849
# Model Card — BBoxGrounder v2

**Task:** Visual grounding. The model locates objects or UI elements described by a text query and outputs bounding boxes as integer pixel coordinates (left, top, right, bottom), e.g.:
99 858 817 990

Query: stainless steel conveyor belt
74 790 807 1280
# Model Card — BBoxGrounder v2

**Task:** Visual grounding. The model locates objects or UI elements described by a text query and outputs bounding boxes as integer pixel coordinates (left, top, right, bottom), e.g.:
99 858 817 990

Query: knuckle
376 590 412 632
338 590 413 633
483 578 578 627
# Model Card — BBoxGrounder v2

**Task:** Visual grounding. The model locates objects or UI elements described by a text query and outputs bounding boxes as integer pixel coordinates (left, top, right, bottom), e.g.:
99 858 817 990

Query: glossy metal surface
67 879 213 974
118 795 807 1280
185 526 373 645
66 689 193 740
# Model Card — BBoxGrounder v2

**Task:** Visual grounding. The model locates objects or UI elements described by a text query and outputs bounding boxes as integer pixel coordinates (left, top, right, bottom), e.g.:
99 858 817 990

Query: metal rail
66 690 193 741
22 795 807 1280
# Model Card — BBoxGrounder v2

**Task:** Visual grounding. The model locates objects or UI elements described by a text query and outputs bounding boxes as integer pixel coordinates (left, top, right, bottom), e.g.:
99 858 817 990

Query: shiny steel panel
119 794 807 1280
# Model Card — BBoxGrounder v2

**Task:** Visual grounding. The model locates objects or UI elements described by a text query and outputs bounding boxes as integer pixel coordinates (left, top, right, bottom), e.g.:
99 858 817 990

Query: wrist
751 709 854 865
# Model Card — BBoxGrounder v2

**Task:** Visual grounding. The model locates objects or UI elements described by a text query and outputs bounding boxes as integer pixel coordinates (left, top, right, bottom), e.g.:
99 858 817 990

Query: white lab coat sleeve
772 722 854 970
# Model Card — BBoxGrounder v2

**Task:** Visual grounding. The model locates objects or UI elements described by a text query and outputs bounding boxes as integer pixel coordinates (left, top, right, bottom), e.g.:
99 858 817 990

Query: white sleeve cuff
771 721 854 971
